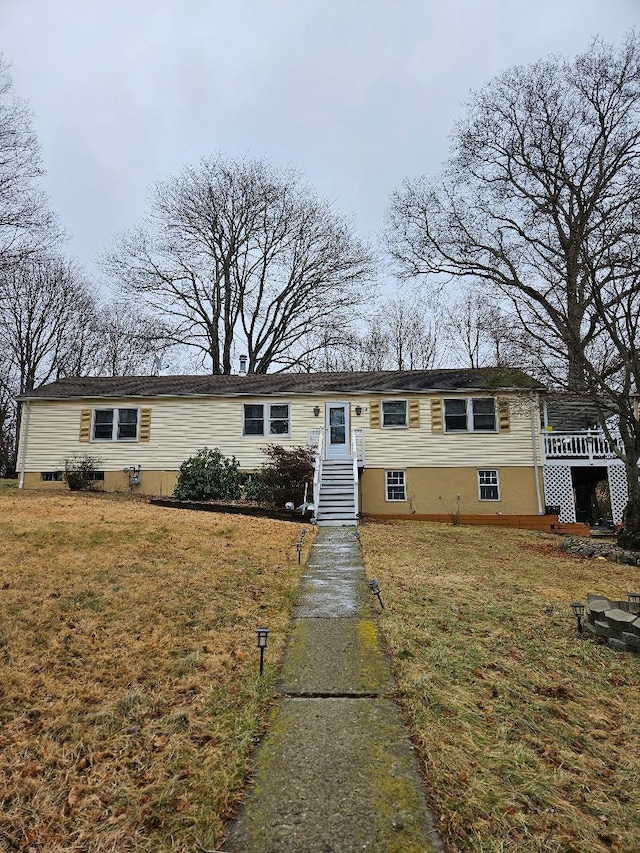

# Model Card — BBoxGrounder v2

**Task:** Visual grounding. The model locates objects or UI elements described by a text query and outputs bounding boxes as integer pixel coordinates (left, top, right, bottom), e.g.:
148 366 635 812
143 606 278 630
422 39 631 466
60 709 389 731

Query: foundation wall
359 465 541 517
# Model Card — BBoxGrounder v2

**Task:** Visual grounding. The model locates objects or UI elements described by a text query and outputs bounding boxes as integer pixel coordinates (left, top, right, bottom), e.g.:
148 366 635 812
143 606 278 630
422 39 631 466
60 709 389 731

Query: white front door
325 403 350 459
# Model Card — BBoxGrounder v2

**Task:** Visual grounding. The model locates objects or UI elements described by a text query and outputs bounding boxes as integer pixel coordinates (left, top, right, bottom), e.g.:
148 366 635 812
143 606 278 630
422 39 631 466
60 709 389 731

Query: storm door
325 403 350 459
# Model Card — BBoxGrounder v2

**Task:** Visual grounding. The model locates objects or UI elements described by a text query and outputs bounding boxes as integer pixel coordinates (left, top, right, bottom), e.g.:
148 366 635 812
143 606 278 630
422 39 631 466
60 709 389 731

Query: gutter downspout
18 400 30 489
530 392 543 514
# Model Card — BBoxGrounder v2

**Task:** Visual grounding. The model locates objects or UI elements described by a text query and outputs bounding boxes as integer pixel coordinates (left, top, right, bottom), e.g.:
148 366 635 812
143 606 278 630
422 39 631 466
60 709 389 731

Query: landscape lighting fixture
255 627 270 676
296 540 303 563
570 601 586 634
368 578 385 610
627 592 640 610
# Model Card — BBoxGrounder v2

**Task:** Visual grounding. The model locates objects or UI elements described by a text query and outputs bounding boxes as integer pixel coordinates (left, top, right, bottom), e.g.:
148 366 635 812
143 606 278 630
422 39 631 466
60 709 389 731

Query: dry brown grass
0 489 309 852
360 521 640 853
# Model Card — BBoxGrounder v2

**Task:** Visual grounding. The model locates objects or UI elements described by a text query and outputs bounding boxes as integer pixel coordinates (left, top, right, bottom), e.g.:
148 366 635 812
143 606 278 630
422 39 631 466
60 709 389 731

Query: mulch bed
149 497 312 523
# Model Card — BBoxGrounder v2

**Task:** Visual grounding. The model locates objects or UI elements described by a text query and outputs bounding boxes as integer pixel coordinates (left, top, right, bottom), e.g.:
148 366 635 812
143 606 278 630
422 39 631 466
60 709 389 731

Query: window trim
443 397 497 433
91 407 140 442
478 469 500 501
242 402 290 437
385 469 407 502
381 399 409 429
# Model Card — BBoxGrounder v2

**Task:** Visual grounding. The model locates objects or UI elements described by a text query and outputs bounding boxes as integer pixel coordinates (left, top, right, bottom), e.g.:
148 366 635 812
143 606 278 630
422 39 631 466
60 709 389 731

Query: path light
300 527 307 539
256 627 270 676
296 541 303 563
627 592 640 611
570 601 586 634
369 579 385 610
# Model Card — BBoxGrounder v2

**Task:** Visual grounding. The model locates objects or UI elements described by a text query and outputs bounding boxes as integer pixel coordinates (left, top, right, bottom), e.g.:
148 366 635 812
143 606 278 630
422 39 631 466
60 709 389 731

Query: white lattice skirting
608 463 629 524
543 462 629 524
543 466 576 523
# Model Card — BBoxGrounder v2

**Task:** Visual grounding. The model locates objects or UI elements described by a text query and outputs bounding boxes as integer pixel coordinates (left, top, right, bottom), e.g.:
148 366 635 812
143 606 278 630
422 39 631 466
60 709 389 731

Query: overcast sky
2 0 639 290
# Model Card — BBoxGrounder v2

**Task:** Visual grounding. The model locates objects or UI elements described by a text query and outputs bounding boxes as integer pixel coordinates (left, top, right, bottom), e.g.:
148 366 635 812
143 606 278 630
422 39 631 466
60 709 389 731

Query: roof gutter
15 385 544 403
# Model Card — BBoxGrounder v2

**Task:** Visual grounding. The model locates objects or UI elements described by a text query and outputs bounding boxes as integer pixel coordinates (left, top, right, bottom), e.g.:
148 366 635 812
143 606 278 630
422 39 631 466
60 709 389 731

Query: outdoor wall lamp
570 601 586 634
313 406 320 417
255 627 270 676
369 578 385 610
355 405 362 416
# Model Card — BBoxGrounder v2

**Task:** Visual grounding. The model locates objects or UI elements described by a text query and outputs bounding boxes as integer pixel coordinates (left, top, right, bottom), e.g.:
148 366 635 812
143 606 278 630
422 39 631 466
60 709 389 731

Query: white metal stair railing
309 428 323 524
350 428 364 519
308 428 363 526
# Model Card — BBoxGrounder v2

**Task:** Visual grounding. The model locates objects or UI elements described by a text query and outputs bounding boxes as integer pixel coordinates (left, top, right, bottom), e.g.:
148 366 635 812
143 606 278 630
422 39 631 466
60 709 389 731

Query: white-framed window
92 408 139 441
444 398 497 433
382 400 408 428
243 403 290 436
386 469 407 501
478 469 500 501
41 471 63 481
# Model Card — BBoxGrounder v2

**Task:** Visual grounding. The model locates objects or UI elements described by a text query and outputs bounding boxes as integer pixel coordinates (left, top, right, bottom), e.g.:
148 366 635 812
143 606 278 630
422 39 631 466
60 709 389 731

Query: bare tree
105 157 374 374
299 288 441 373
385 290 440 370
446 288 521 368
90 300 173 377
0 347 17 476
0 255 96 471
388 32 640 534
0 56 59 272
388 32 640 390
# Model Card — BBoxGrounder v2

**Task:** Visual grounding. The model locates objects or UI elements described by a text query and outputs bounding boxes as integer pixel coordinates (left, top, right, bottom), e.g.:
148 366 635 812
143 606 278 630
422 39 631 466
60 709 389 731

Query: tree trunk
618 448 640 550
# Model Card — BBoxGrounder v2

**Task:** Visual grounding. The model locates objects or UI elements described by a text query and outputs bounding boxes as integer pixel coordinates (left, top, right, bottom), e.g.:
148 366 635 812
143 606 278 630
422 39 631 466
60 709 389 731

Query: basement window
386 470 407 501
41 471 63 481
478 469 500 501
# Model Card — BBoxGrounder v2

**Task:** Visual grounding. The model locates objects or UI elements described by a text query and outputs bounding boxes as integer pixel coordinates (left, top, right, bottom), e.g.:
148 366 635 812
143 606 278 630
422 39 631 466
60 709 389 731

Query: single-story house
15 368 627 529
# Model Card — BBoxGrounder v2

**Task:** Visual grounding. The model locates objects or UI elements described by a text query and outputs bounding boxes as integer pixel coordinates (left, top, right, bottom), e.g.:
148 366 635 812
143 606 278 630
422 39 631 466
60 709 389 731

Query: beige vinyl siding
22 396 335 472
362 395 536 468
20 392 538 473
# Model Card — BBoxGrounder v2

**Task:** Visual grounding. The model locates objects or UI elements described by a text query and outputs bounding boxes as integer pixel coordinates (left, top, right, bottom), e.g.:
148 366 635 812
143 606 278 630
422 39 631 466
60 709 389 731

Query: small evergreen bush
242 473 272 503
173 447 242 501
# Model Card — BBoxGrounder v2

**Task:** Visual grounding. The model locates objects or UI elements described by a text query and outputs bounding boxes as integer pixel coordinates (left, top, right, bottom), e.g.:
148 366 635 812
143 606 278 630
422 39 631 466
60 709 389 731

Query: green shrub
258 445 314 507
63 454 104 491
242 473 272 503
173 448 242 501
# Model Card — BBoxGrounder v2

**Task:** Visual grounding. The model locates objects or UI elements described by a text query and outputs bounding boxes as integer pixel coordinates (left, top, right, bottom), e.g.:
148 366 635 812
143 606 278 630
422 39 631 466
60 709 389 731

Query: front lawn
0 490 307 852
361 521 640 853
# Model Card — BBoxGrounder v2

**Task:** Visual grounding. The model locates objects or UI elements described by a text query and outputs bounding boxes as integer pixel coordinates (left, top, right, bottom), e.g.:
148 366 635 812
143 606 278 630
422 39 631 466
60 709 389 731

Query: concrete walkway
225 527 442 853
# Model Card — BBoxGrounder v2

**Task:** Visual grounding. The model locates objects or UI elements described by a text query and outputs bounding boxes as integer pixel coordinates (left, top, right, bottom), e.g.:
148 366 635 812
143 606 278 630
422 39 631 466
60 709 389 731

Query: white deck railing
542 430 621 461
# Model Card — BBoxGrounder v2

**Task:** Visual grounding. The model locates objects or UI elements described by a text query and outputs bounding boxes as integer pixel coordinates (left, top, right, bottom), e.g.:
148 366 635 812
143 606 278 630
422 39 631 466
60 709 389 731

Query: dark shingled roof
18 369 543 401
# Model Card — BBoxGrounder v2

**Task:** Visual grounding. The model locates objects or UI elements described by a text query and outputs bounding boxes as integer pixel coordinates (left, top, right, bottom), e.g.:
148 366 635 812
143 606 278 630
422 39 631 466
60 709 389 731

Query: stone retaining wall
585 595 640 653
563 536 640 565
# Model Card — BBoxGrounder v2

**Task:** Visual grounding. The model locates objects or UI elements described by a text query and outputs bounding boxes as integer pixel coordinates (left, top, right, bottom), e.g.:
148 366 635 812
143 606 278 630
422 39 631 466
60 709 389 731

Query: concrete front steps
317 458 357 527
